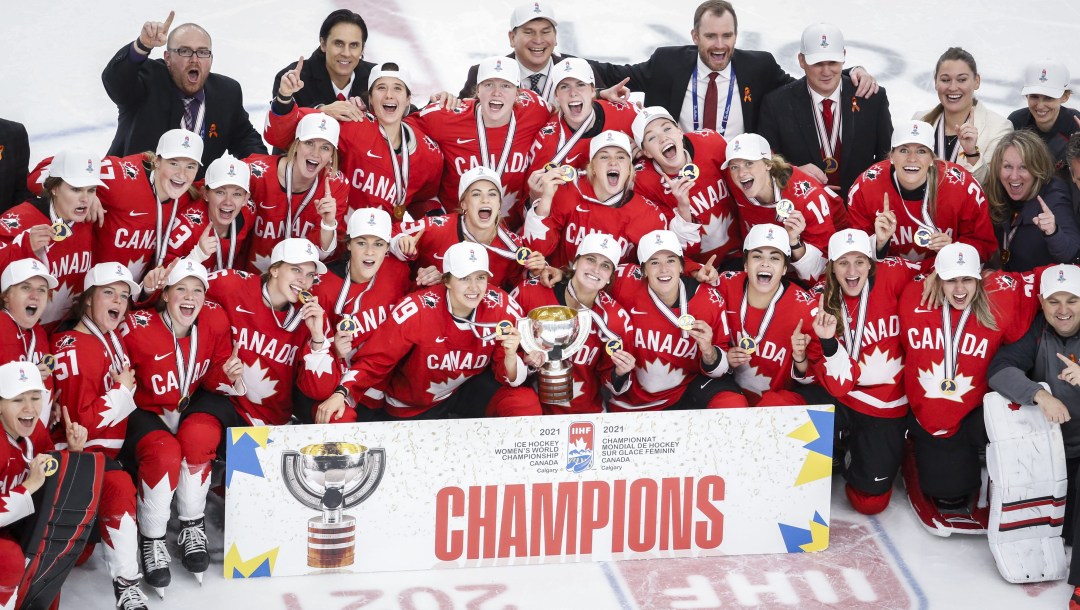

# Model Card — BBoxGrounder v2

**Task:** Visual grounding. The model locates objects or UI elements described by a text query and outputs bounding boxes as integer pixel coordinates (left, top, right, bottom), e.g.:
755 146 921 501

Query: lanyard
839 289 870 360
647 281 691 339
261 283 303 332
461 217 520 262
179 99 207 137
550 110 596 165
5 310 36 362
161 311 199 401
565 279 619 342
148 172 181 268
691 63 737 134
941 305 972 382
891 171 937 234
81 315 128 375
932 112 971 163
474 104 517 177
737 282 785 348
574 180 622 207
810 89 841 161
381 123 411 211
212 218 237 271
446 299 498 341
282 162 319 238
333 262 378 317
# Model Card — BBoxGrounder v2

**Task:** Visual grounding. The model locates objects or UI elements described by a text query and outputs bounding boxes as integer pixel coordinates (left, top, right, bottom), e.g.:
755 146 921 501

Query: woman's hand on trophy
524 350 546 369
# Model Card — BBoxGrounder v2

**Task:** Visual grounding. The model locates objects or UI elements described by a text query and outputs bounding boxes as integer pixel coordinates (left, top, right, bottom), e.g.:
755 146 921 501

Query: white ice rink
4 0 1080 608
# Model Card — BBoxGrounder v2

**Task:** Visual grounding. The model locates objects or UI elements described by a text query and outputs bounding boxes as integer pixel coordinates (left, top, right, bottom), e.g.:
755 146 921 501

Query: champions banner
223 405 834 578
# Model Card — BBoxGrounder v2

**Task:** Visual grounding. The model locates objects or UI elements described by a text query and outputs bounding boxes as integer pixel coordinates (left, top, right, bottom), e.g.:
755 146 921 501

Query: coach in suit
589 1 876 137
458 2 604 100
102 11 264 175
0 118 31 211
758 24 892 200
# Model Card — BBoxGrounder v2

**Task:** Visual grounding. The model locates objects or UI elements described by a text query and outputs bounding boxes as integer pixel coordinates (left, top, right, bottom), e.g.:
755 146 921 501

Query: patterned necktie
182 97 201 133
527 73 543 94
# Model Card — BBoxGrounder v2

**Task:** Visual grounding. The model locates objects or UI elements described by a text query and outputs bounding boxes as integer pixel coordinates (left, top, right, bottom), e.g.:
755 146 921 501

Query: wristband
790 239 804 250
793 355 807 364
135 38 153 54
275 95 294 105
320 220 338 231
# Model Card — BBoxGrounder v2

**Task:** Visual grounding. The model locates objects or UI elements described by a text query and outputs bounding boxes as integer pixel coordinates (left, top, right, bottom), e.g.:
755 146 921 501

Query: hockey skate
178 517 210 584
113 576 150 610
138 534 171 599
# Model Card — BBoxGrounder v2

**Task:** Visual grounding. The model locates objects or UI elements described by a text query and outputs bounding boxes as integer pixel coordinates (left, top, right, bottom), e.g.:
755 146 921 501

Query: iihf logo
820 35 829 48
845 233 854 245
86 159 94 173
1040 69 1048 83
533 2 541 13
186 260 195 272
31 260 40 271
227 164 236 177
114 264 124 276
318 119 327 131
956 253 965 265
306 243 314 255
911 124 920 136
18 368 27 382
601 237 609 248
766 228 775 240
468 249 477 262
566 421 594 473
367 214 376 226
733 140 742 152
494 60 503 72
606 132 614 142
563 62 572 72
654 233 663 245
182 136 191 149
1059 270 1067 283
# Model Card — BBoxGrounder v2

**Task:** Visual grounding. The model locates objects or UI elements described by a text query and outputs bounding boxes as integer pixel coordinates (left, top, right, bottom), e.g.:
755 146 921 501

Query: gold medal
40 354 56 373
496 320 515 337
51 220 71 242
43 455 59 477
178 395 191 411
515 246 532 265
298 290 314 304
1001 249 1011 264
824 156 839 174
914 228 933 248
392 204 406 221
677 313 696 331
775 199 796 220
939 379 957 395
679 163 700 181
605 338 623 356
559 165 577 182
738 336 757 354
337 315 360 335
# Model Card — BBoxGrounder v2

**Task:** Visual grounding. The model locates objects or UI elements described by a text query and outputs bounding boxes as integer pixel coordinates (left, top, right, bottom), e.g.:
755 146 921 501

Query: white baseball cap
721 133 773 169
84 262 140 295
296 113 340 148
1021 60 1072 98
892 120 935 150
271 238 328 274
589 130 633 160
0 360 46 400
458 166 505 201
552 57 594 88
477 56 520 87
166 257 209 289
1 258 58 292
156 129 204 164
828 229 875 261
204 154 250 191
743 223 791 256
510 2 557 28
631 106 677 146
368 62 413 94
576 232 621 267
637 230 683 264
48 150 106 188
346 208 392 241
443 242 491 278
800 23 846 65
1040 264 1080 299
935 243 981 280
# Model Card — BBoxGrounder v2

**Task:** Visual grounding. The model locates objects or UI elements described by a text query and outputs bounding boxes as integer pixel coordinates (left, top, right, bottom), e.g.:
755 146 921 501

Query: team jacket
525 100 638 176
264 106 444 219
120 304 235 433
608 266 730 410
206 270 338 425
52 328 134 458
522 180 668 268
512 277 634 414
636 131 740 265
899 270 1038 436
810 257 921 418
848 160 998 268
341 284 527 418
243 154 349 273
390 213 529 291
311 257 411 363
1 422 54 528
407 92 551 216
164 199 257 272
716 271 822 398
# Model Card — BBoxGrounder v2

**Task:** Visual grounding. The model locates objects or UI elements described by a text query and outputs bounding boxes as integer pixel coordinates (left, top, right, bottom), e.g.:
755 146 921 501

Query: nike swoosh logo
874 476 888 482
575 205 590 213
565 154 580 165
456 138 475 144
913 308 934 314
259 204 276 210
435 337 447 343
129 211 148 217
367 151 382 159
154 353 171 361
433 254 444 261
630 308 647 315
236 306 255 315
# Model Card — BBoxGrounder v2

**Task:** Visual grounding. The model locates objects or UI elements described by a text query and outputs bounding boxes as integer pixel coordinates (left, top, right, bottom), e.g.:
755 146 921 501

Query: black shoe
932 495 971 514
138 533 171 597
113 576 149 610
178 517 210 582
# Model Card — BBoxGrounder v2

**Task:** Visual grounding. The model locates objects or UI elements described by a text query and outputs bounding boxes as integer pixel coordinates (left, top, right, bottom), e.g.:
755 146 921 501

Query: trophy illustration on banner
281 442 386 569
517 305 593 405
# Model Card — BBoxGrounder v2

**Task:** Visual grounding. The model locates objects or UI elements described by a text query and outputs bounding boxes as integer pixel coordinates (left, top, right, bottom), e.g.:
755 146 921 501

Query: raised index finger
882 192 890 213
1057 353 1075 366
162 10 175 32
295 55 305 75
1039 196 1052 214
324 176 332 198
704 254 717 269
62 405 72 428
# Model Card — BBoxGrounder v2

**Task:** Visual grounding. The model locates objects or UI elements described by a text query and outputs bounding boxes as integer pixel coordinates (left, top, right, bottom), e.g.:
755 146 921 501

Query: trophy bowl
299 442 367 489
518 306 593 406
526 306 580 350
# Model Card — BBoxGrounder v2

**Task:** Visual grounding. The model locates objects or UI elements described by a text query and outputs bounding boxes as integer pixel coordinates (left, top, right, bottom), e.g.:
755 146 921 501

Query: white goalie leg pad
983 389 1068 583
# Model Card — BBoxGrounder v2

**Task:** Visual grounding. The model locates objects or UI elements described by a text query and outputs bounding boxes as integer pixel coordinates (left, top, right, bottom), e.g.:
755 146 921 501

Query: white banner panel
223 405 834 578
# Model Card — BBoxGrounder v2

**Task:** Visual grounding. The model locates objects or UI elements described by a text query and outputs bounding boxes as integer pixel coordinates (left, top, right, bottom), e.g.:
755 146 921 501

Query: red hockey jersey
525 100 638 175
52 328 134 459
165 199 257 272
311 257 411 361
1 422 54 528
0 313 53 395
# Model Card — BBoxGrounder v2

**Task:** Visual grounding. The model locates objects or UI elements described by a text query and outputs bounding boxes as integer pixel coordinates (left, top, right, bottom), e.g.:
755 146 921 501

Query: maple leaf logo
233 358 278 405
516 92 534 106
794 290 815 304
864 167 880 181
858 347 903 386
249 160 269 178
0 215 20 231
540 125 555 136
427 373 470 401
42 283 77 327
734 363 772 394
184 210 205 225
792 181 812 197
424 135 439 152
97 388 137 428
630 266 643 281
429 216 447 227
945 167 964 185
700 212 735 253
420 292 439 309
720 270 741 280
126 257 149 284
636 359 686 394
55 334 76 350
120 161 140 179
994 275 1017 291
252 252 274 274
917 360 974 403
132 311 152 327
303 351 334 377
824 351 854 383
484 289 503 307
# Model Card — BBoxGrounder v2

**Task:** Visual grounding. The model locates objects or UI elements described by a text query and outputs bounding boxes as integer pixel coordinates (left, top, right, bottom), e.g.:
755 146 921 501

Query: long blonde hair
985 130 1056 224
821 257 877 340
924 270 998 331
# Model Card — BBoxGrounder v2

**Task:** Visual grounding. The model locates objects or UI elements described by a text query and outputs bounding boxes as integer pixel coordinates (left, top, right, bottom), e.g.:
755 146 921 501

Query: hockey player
266 61 444 221
0 361 96 610
512 232 636 414
632 106 741 267
523 130 668 267
848 120 998 270
808 230 920 514
0 259 57 401
120 259 240 593
392 166 546 290
408 56 551 223
606 230 730 411
165 154 255 272
244 113 348 273
899 243 1037 535
3 150 103 330
724 132 842 283
97 129 203 283
317 242 540 421
51 263 149 609
711 224 822 407
310 208 410 382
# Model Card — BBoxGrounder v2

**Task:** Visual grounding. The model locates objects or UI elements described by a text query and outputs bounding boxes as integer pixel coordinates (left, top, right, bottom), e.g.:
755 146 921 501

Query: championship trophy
281 442 385 569
517 305 593 406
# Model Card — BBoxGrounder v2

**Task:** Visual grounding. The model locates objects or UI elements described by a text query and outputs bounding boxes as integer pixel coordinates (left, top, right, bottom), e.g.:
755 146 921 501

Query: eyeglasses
170 47 212 59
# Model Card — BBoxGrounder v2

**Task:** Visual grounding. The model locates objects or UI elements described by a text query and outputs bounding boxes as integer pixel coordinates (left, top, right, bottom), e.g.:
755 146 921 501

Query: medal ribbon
810 89 841 163
446 299 499 341
647 281 691 339
213 218 238 271
261 283 303 331
381 123 411 209
81 315 128 375
691 63 737 135
839 287 870 360
5 311 36 363
460 218 520 261
565 278 619 342
891 171 938 234
549 110 596 165
573 180 622 207
941 304 972 384
738 281 785 349
161 311 199 402
933 112 971 163
148 171 181 267
334 262 378 317
283 162 319 238
475 104 517 177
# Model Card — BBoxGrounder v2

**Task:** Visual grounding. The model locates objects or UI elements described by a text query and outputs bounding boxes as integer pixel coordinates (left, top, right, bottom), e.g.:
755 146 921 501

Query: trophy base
307 515 356 568
538 370 574 406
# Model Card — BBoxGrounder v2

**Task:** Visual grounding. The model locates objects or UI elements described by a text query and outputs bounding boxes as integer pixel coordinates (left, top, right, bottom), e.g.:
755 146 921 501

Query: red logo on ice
566 422 594 473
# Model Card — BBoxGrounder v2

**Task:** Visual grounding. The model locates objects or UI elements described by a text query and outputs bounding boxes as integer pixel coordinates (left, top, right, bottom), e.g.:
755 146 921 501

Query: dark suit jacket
458 52 604 98
272 48 376 108
0 118 31 211
758 75 892 200
589 46 793 134
102 43 265 173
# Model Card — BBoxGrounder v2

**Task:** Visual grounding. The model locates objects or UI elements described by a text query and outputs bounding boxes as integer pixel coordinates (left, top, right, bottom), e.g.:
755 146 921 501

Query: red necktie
337 92 346 102
703 72 719 131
